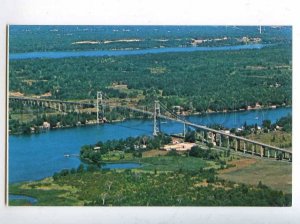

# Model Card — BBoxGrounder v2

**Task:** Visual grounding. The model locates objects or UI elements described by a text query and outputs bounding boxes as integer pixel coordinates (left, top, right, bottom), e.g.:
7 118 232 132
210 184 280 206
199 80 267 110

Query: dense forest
9 26 291 53
9 166 291 206
9 44 292 113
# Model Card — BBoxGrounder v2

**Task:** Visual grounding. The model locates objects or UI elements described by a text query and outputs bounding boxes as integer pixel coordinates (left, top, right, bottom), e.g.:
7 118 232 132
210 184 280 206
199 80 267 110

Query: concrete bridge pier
260 146 264 157
54 103 58 111
213 132 217 144
69 105 74 113
63 104 67 112
227 137 230 149
218 134 222 147
234 139 238 152
267 149 270 158
274 150 277 159
58 103 62 112
74 105 79 113
243 141 246 153
49 102 55 109
210 132 215 144
200 131 204 142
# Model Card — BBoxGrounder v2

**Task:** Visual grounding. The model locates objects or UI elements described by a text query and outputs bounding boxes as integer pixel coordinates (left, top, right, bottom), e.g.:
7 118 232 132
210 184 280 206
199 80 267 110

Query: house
255 103 262 109
43 121 50 129
162 142 197 151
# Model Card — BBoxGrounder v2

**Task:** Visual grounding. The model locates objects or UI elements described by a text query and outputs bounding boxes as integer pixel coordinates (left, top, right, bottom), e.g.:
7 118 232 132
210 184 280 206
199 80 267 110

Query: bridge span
117 104 292 161
9 96 95 112
9 95 292 161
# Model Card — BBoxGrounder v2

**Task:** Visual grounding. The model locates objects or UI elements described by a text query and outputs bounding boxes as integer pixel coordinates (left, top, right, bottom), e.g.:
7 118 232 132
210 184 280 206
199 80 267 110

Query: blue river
9 44 266 60
8 107 291 184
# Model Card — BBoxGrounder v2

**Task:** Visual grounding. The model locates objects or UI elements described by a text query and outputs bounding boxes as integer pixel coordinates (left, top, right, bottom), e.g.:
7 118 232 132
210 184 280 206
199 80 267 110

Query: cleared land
218 158 292 193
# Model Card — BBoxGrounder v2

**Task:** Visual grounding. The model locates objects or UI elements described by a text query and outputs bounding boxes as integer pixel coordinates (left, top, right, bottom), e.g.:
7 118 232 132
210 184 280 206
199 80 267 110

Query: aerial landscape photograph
7 25 292 206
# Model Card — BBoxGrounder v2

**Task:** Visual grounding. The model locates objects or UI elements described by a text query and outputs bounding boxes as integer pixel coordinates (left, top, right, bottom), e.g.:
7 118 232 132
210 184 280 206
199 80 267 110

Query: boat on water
64 153 79 158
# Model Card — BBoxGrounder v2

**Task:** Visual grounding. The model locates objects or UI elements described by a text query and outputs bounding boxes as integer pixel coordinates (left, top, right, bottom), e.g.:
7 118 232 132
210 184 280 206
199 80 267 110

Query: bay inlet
9 107 291 184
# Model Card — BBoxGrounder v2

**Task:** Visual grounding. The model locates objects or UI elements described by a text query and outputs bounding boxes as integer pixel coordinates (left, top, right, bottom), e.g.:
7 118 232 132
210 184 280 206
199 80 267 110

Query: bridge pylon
153 100 161 136
96 91 104 124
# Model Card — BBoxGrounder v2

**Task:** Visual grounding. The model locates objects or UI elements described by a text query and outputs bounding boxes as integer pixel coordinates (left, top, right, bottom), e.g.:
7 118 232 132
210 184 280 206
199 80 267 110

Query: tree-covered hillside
9 44 292 112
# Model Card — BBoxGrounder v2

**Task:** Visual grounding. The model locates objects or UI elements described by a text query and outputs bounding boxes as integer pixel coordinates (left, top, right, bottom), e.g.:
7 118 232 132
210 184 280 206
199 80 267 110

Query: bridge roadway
9 97 292 157
9 96 95 108
121 106 292 156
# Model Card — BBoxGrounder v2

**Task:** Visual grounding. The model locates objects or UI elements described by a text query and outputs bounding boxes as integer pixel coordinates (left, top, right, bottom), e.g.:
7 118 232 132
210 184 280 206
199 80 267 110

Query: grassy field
140 155 213 171
102 151 217 172
247 131 292 149
218 158 292 193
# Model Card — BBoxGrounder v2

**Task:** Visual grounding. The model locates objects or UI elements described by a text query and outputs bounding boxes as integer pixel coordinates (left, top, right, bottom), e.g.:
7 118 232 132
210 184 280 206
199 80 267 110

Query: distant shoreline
8 104 292 136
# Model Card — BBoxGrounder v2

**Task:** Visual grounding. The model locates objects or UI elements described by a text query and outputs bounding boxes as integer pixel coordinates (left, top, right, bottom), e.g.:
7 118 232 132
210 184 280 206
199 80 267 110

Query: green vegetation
9 100 149 134
9 109 96 134
9 44 292 111
9 134 292 206
9 27 292 136
218 158 292 194
239 114 292 135
248 131 292 149
139 156 210 172
9 166 291 206
8 26 293 207
9 26 291 53
230 114 292 148
80 134 172 164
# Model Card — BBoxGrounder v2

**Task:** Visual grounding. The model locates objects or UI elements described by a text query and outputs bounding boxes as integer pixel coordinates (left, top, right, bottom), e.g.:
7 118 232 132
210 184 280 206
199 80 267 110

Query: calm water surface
9 44 267 60
9 194 38 204
9 107 291 183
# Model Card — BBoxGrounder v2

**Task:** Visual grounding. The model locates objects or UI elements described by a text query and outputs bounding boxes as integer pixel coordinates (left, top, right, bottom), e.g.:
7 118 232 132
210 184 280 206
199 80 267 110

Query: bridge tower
153 100 161 136
96 91 104 124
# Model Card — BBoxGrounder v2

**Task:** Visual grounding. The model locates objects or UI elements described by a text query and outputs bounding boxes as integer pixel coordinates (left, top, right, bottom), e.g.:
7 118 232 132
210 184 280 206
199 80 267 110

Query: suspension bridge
9 92 292 161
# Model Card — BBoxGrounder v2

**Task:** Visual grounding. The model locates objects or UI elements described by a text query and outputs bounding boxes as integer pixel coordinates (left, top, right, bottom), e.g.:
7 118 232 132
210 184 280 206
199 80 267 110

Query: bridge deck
124 106 292 154
9 96 95 107
9 97 292 155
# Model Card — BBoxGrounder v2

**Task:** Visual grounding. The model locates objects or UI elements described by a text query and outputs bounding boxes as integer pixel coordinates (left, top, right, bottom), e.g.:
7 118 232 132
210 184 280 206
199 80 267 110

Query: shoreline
9 104 292 136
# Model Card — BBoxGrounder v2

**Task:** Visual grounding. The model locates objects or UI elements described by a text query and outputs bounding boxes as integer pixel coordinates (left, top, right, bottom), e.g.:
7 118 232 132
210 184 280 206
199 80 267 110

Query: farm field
218 158 292 193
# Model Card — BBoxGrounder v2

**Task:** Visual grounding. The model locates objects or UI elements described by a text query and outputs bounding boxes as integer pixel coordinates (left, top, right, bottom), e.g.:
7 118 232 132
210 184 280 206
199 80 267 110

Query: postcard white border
0 0 299 223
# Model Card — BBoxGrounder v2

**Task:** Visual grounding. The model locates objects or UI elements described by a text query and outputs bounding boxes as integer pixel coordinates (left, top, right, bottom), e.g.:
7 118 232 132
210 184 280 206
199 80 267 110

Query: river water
8 107 291 184
9 44 266 60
